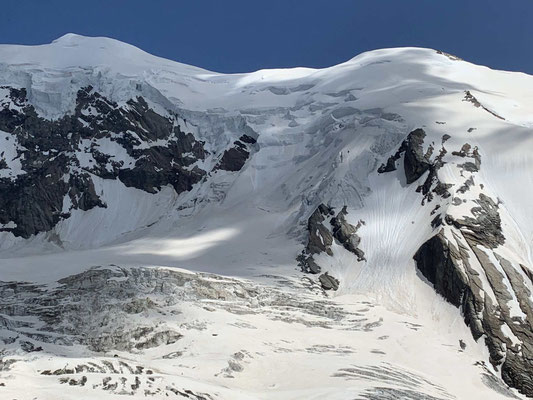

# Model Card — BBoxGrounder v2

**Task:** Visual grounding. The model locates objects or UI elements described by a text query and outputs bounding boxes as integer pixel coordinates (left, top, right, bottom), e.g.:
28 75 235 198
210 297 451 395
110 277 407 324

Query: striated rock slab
415 226 533 397
376 127 533 396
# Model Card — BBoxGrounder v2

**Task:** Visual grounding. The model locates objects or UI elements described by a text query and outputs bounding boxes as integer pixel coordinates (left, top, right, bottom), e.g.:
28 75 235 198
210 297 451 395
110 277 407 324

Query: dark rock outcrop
214 134 257 172
299 254 321 274
414 200 533 397
463 91 505 120
377 128 432 184
403 128 432 184
377 155 398 173
378 128 452 203
447 194 504 248
68 174 107 211
0 86 208 238
298 204 334 275
414 232 470 309
300 204 365 278
451 142 481 174
436 50 463 61
319 272 340 291
306 204 334 256
331 206 366 261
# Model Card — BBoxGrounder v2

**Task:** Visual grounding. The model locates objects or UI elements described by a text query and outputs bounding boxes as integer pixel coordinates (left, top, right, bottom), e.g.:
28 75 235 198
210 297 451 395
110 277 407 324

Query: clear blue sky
1 0 532 74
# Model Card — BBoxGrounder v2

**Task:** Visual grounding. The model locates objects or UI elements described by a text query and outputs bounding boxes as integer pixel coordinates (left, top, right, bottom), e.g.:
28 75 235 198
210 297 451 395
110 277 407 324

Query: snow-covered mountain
0 34 532 399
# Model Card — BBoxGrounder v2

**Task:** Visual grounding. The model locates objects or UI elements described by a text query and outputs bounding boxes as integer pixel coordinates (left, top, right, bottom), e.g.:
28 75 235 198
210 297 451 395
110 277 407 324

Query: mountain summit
0 35 532 399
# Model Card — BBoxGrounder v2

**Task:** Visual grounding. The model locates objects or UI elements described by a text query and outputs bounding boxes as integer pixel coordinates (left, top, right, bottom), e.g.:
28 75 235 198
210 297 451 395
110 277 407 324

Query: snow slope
0 34 532 399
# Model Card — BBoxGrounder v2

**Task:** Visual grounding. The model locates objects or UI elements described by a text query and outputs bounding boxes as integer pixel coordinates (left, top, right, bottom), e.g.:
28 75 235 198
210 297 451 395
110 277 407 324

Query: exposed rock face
331 206 366 262
298 204 334 274
300 204 365 286
377 127 533 397
415 228 533 397
403 128 432 184
463 90 505 120
377 128 430 183
414 195 533 396
301 255 322 274
2 38 532 400
0 86 208 238
306 204 334 256
214 134 257 172
378 129 452 204
447 193 504 248
303 204 365 261
414 232 470 309
436 50 463 61
319 272 340 291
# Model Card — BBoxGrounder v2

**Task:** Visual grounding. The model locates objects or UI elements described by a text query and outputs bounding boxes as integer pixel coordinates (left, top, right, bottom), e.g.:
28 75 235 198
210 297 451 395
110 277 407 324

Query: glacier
0 34 532 399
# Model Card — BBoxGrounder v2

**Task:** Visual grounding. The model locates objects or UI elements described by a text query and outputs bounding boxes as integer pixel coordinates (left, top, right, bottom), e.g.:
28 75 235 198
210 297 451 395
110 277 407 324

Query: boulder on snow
319 272 339 291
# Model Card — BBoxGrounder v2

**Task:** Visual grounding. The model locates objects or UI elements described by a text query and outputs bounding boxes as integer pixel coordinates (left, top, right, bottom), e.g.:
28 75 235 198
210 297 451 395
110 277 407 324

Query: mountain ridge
0 35 532 399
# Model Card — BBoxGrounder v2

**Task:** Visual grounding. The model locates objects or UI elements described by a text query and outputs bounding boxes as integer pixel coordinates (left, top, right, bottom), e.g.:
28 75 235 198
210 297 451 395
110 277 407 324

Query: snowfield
0 34 532 399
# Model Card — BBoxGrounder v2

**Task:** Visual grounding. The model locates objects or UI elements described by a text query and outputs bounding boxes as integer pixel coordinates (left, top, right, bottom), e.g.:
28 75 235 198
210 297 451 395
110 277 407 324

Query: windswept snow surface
0 35 532 399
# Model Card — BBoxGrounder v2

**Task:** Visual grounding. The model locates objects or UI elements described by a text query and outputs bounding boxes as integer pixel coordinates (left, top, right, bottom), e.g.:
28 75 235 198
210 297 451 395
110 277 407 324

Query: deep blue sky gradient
1 1 532 74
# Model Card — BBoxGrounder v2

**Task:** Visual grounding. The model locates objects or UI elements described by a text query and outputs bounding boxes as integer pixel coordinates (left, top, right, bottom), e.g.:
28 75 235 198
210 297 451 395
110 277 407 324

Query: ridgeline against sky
0 0 532 74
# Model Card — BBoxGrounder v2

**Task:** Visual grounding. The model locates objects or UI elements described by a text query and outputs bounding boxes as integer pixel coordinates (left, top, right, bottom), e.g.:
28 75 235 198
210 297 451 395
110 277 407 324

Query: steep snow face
0 36 532 398
0 34 211 115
